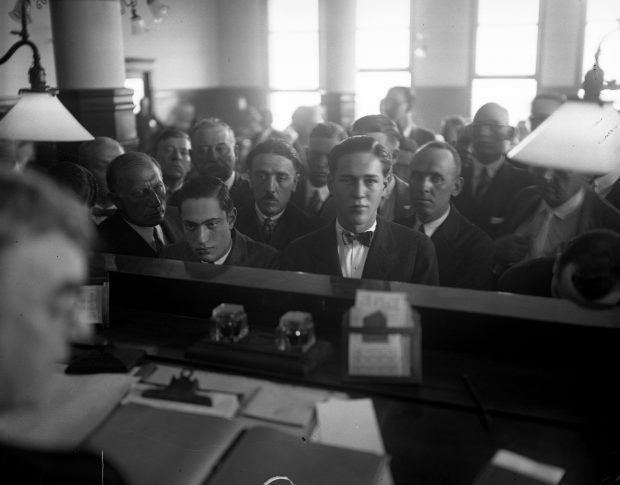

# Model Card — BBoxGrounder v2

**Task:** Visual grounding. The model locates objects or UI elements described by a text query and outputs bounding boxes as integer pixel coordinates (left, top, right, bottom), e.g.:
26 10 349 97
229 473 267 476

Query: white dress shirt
335 219 377 279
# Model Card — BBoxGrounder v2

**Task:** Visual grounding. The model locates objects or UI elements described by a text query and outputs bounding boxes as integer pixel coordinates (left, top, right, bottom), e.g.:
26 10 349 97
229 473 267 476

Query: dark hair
152 128 190 153
352 115 401 148
77 137 123 166
398 136 418 154
189 117 235 140
245 138 302 173
327 135 392 177
309 122 348 142
175 175 234 215
556 229 620 301
413 141 462 177
386 86 416 107
47 162 98 208
106 152 162 194
0 171 93 253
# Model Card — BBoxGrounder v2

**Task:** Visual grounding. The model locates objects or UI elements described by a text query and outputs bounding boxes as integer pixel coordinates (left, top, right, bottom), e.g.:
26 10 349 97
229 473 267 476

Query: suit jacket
396 205 494 290
235 201 324 251
97 208 184 257
603 178 620 211
160 229 280 269
499 186 620 237
229 172 254 209
280 217 439 285
453 160 534 239
319 175 414 222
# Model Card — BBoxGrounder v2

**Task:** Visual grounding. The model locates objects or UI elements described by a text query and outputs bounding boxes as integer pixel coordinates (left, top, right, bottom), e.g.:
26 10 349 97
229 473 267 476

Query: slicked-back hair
175 175 235 215
352 115 401 148
246 138 302 173
309 121 348 142
413 141 463 178
152 128 190 153
0 171 93 254
327 135 392 177
190 117 235 140
106 152 162 194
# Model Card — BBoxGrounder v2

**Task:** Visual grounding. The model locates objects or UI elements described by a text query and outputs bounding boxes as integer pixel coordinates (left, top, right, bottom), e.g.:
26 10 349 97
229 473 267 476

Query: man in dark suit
380 86 435 146
494 166 620 275
453 102 534 238
0 172 127 483
396 141 493 290
235 138 323 251
320 115 414 222
189 117 253 208
291 121 347 215
97 152 184 257
282 136 438 285
160 176 279 268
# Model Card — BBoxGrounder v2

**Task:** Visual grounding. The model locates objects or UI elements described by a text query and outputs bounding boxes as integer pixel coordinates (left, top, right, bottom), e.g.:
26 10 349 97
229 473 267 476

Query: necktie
474 168 490 202
308 189 323 214
341 230 373 247
263 217 275 242
152 227 164 255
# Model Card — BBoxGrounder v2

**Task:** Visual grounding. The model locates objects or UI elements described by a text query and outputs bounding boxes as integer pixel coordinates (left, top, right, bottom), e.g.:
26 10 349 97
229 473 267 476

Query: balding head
472 103 514 165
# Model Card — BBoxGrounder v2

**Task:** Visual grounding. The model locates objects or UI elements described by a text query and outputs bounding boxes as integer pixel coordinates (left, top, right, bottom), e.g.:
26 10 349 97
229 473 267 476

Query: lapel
225 229 247 266
308 221 342 275
362 218 394 280
431 206 459 244
161 206 183 243
115 215 157 257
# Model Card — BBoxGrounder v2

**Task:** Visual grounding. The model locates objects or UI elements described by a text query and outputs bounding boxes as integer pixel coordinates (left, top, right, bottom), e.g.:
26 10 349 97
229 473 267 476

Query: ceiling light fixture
121 0 170 35
0 0 93 141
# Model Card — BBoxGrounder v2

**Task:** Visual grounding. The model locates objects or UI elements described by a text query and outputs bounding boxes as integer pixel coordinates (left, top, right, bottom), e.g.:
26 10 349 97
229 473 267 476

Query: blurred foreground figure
0 172 126 483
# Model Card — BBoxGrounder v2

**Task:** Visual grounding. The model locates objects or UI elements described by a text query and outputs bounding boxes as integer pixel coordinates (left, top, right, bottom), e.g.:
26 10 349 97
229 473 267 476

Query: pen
461 373 493 432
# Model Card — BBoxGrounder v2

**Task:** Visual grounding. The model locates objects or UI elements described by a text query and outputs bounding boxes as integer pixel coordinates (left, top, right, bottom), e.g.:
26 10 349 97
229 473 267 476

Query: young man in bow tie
281 135 438 284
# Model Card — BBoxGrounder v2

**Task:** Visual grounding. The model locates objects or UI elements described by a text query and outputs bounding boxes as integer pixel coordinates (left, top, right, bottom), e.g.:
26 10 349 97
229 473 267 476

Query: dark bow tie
341 230 373 247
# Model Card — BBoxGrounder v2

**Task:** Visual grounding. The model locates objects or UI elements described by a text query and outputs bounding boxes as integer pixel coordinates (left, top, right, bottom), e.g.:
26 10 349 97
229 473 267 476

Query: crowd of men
2 85 620 480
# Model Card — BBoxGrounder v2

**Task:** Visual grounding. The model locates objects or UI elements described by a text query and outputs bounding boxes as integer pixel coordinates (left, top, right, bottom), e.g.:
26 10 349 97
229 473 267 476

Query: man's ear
452 176 464 197
292 171 300 192
228 207 237 229
391 148 400 164
327 173 334 194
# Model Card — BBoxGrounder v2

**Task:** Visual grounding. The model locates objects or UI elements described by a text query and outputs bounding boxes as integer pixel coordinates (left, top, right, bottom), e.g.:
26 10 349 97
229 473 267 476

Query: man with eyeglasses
189 117 253 209
97 152 184 257
453 102 533 238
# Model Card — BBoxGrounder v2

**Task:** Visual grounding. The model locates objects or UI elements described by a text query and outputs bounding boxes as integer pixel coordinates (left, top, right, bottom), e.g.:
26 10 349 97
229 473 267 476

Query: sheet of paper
353 290 412 328
77 285 103 325
241 383 329 428
122 383 239 419
0 370 136 448
348 334 411 376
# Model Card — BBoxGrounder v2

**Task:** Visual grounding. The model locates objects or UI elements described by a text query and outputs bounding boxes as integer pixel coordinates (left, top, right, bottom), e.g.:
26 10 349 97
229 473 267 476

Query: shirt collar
473 156 504 179
212 241 233 265
593 168 620 194
124 218 163 245
335 218 377 240
420 205 450 237
255 203 285 224
223 171 236 189
543 188 585 220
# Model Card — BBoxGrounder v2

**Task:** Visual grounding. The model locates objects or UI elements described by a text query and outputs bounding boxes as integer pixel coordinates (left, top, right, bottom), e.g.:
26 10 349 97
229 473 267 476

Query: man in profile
78 136 124 224
453 102 533 237
0 172 126 483
381 86 435 146
282 135 439 285
97 152 184 257
292 121 348 214
235 138 323 250
190 117 253 208
152 128 192 204
396 141 493 289
161 176 279 269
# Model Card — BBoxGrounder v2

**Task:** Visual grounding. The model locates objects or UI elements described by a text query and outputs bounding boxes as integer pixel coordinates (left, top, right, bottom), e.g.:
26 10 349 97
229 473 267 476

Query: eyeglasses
472 122 515 138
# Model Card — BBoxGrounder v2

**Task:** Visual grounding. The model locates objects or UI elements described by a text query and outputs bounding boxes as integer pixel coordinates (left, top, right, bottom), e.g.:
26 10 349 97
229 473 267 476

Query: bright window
355 0 411 118
268 0 319 130
472 0 540 123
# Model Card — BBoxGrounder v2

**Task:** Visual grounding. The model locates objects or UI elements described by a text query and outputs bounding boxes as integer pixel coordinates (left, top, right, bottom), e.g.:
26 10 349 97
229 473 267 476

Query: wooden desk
91 253 620 484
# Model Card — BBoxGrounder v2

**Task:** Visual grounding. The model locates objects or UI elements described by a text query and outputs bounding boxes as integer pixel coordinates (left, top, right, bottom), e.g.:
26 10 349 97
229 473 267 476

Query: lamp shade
0 91 94 141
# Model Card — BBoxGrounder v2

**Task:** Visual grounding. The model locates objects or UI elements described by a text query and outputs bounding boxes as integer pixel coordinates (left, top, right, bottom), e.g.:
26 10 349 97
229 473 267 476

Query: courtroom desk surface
90 253 620 484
